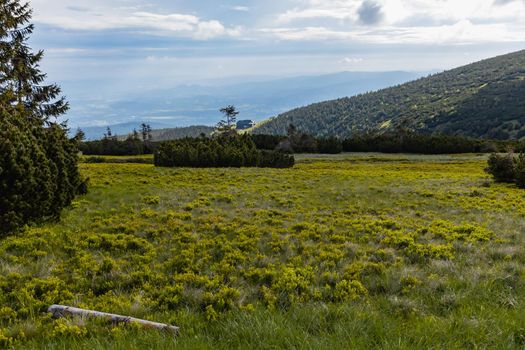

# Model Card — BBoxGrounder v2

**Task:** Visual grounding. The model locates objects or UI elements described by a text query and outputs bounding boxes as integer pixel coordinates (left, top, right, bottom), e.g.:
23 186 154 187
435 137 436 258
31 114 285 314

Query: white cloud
45 48 89 55
232 6 250 12
193 21 242 40
276 0 525 24
340 57 364 64
270 0 525 43
29 0 525 44
277 3 358 23
264 19 525 44
30 1 239 40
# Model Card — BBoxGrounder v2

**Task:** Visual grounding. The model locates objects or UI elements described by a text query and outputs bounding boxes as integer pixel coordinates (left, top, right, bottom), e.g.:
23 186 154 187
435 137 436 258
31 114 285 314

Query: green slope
254 50 525 140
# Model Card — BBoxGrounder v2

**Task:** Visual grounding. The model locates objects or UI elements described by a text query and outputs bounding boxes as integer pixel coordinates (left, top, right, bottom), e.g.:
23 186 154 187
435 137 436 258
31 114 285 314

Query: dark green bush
486 153 516 183
516 140 525 153
79 138 153 156
317 137 343 154
154 135 294 168
485 152 525 188
514 154 525 188
251 134 284 150
0 112 87 236
0 0 87 236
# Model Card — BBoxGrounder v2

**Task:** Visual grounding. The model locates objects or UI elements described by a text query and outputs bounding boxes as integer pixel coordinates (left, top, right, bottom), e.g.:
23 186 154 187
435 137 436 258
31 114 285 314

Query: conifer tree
140 123 152 141
217 105 239 134
0 0 68 122
73 128 85 143
0 0 86 236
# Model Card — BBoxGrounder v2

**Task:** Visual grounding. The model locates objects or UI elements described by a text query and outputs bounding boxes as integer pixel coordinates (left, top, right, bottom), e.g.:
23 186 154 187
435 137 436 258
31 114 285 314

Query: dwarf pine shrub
514 153 525 188
486 153 516 183
486 152 525 188
0 112 87 236
154 135 294 168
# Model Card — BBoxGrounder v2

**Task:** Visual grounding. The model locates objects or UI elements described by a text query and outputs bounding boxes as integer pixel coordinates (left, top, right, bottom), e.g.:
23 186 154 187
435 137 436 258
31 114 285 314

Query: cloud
261 27 359 41
263 18 525 44
232 6 250 12
66 6 89 12
493 0 523 5
31 0 525 44
277 8 352 23
340 57 364 64
33 7 239 40
128 12 199 32
266 0 525 43
357 0 384 25
45 48 89 55
195 20 242 40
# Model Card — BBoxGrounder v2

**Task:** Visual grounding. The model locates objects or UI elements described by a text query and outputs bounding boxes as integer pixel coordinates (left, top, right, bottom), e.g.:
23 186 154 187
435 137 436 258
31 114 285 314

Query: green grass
1 153 525 349
81 154 154 164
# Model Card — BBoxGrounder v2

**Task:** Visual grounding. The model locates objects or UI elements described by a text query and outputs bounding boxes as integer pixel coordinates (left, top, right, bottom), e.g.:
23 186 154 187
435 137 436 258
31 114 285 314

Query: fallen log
48 305 179 334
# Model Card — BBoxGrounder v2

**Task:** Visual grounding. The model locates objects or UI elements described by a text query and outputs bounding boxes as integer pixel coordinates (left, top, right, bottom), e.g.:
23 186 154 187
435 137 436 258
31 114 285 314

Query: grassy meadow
1 153 525 349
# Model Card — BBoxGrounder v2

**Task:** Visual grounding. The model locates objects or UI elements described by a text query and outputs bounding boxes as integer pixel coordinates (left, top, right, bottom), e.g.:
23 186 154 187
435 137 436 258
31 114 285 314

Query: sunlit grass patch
1 153 525 349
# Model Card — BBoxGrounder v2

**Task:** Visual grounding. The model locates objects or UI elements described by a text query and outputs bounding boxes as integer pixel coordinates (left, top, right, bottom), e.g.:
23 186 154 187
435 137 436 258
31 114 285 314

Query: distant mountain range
71 71 423 140
254 50 525 140
78 122 172 141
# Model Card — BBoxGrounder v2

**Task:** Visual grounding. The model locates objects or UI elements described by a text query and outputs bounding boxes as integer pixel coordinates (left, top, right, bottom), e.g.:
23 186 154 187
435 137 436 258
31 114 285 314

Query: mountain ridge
68 70 423 136
253 50 525 140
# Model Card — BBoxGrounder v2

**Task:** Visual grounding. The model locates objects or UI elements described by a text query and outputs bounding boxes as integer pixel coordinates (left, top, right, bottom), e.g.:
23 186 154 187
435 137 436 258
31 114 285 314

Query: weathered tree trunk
48 305 179 334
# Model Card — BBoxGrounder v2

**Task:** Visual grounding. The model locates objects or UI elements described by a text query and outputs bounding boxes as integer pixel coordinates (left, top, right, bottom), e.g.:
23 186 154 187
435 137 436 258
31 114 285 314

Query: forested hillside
150 125 214 141
254 50 525 140
113 125 215 142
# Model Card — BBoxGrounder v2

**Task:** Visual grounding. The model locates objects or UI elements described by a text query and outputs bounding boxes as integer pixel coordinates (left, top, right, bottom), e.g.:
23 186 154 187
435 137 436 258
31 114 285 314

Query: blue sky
26 0 525 127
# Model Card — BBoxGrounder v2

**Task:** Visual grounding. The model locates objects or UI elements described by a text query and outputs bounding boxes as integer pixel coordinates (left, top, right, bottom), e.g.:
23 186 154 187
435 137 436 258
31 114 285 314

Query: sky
27 0 525 126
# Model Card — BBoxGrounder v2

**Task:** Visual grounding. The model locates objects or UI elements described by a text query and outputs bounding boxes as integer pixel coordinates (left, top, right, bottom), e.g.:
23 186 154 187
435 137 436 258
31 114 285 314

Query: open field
1 153 525 349
81 154 154 164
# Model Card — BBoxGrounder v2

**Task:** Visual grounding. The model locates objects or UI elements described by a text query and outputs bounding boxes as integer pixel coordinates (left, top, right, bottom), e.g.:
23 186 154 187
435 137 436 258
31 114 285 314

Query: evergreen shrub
0 112 87 235
154 135 294 168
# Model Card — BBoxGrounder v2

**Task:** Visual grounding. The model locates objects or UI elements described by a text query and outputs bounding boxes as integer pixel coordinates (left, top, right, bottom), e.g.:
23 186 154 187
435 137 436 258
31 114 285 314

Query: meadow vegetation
1 153 525 349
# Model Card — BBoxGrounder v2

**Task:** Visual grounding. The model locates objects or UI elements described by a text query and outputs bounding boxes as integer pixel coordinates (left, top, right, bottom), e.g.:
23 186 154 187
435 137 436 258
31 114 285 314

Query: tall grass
1 153 524 349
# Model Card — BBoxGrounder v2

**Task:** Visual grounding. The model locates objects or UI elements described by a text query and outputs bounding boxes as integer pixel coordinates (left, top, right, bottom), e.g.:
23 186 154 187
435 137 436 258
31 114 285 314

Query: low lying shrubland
342 133 508 154
80 129 525 157
254 129 523 155
79 138 156 156
154 135 294 168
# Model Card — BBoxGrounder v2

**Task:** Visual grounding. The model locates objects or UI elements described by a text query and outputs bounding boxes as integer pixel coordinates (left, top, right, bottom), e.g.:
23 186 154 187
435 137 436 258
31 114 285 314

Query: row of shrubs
251 133 343 154
341 133 521 154
80 132 525 157
154 135 294 168
486 153 525 188
80 134 340 156
79 138 156 156
253 132 524 155
0 112 87 236
80 135 287 157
